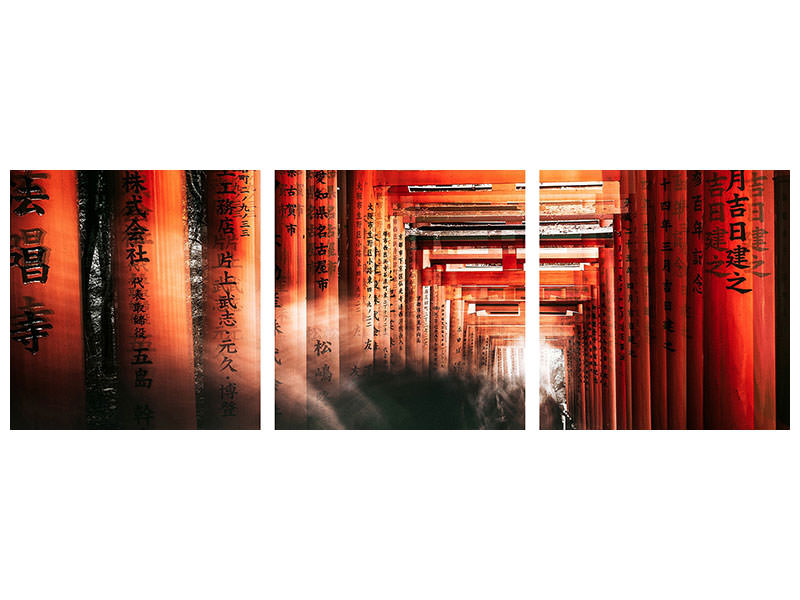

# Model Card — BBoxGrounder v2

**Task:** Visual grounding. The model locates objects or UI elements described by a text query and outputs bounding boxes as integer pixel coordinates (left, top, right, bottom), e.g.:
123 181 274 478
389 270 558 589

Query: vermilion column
10 170 85 429
666 171 687 429
344 170 374 380
390 215 407 371
448 287 465 374
600 247 616 429
623 217 633 429
628 170 651 429
373 186 391 371
421 282 431 373
306 170 339 424
568 337 579 424
112 170 195 429
613 211 630 429
202 170 259 429
647 170 668 429
703 170 754 429
583 303 597 428
406 243 424 372
591 278 602 429
686 171 704 429
465 311 477 374
751 170 775 429
429 267 449 373
481 330 491 378
433 269 450 374
275 170 307 428
577 318 587 429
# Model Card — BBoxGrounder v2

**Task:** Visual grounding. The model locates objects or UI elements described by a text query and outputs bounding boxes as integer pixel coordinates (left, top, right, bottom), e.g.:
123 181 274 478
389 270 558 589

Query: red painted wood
203 170 260 429
647 170 668 429
344 170 375 380
275 170 307 428
751 170 776 429
10 170 85 429
306 170 340 424
628 170 652 429
111 170 195 429
686 171 704 429
666 171 687 429
703 170 754 429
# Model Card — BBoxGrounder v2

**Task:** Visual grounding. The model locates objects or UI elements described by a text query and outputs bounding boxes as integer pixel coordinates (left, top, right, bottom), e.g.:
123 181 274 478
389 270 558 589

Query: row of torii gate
539 170 789 430
275 170 526 429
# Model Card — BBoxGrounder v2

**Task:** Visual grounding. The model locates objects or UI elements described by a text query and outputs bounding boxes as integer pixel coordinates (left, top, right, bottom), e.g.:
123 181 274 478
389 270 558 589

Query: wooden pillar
111 170 195 429
628 170 652 429
591 278 602 429
306 170 339 424
582 307 595 428
686 170 704 429
577 318 587 429
373 185 391 371
647 170 668 429
666 170 687 429
202 170 259 429
466 311 477 375
344 170 375 380
390 215 407 371
568 336 579 424
406 242 424 372
429 266 449 374
275 170 307 428
481 331 490 378
600 247 616 429
438 282 450 374
448 287 465 375
10 170 85 429
751 170 776 429
422 282 431 374
613 212 630 429
703 170 754 429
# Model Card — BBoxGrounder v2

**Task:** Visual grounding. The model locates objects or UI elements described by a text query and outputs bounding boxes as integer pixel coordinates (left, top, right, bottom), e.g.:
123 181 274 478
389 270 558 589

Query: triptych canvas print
8 169 789 430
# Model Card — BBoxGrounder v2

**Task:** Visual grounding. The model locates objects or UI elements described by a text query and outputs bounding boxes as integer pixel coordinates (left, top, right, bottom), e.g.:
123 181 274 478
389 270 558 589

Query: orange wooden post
202 170 259 429
429 267 449 374
406 243 424 372
647 170 668 429
600 247 616 429
306 170 339 422
579 304 591 428
448 287 465 374
344 170 375 380
10 170 85 429
591 276 602 429
628 170 652 429
568 337 580 424
613 212 630 429
577 318 587 429
373 185 391 371
435 270 450 374
111 170 195 429
686 171 704 429
666 170 687 429
421 281 431 374
363 177 378 375
703 170 754 429
751 170 776 429
390 215 407 371
275 170 307 428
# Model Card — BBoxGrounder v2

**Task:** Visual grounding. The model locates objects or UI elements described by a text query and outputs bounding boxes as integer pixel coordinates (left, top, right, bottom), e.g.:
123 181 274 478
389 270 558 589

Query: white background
1 1 798 599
